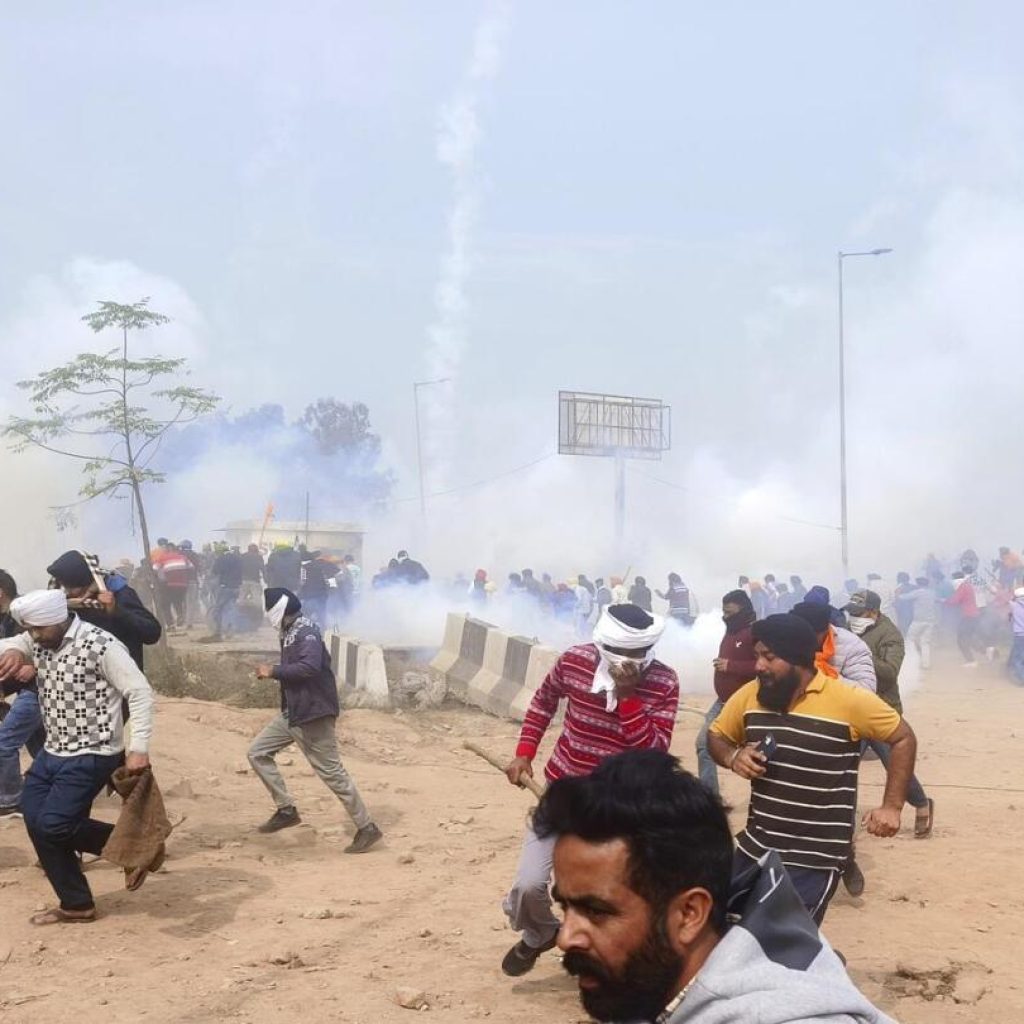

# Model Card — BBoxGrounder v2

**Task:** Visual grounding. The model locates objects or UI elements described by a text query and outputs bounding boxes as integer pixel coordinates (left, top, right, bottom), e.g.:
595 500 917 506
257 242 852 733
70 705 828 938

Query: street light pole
837 247 892 577
413 377 450 518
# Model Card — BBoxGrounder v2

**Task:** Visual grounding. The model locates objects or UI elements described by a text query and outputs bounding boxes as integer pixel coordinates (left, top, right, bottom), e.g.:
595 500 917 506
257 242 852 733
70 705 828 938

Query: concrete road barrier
430 612 560 722
329 633 390 707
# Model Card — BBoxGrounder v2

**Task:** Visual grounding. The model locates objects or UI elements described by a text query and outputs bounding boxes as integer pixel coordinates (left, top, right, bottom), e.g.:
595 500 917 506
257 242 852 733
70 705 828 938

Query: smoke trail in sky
422 2 510 492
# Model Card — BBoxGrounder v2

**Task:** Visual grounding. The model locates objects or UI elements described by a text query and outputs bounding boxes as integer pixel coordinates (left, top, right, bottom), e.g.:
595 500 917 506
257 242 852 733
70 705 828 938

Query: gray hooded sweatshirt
663 852 897 1024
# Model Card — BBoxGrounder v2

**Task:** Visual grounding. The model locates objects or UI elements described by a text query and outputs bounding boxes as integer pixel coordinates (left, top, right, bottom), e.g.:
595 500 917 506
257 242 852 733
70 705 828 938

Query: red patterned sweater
515 643 680 782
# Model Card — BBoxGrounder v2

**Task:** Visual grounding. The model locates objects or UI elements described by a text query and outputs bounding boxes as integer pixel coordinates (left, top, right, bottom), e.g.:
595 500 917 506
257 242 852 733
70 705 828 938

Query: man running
249 588 382 854
0 589 157 924
501 603 679 977
707 614 917 924
538 750 895 1023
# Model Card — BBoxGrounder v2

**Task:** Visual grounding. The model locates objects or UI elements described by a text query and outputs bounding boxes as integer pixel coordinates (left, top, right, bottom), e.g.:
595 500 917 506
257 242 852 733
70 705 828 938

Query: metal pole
304 491 310 548
413 383 426 517
614 452 626 552
838 252 849 577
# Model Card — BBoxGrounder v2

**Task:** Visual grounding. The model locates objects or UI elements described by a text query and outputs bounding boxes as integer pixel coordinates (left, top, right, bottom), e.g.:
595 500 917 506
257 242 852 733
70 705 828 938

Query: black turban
790 601 831 636
264 587 301 616
46 550 95 588
751 614 818 669
607 603 654 630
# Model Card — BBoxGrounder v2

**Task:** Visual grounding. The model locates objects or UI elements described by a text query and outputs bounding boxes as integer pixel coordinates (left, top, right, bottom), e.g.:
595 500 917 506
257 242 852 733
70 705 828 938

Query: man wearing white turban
0 589 156 925
499 604 680 979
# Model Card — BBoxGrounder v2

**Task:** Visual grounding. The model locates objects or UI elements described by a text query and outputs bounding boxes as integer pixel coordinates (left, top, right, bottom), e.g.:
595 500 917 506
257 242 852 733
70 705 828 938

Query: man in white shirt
0 589 155 925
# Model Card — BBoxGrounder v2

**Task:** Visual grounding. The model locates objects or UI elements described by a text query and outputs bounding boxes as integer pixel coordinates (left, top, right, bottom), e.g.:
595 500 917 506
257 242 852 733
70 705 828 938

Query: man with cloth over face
539 749 894 1024
707 614 917 925
696 589 758 798
249 588 382 854
500 603 680 978
0 590 156 924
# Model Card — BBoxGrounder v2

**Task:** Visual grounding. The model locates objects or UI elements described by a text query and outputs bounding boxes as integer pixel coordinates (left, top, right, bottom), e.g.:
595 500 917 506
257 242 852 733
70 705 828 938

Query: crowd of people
0 546 384 927
463 568 699 634
140 538 437 640
456 545 1024 683
2 536 1022 1021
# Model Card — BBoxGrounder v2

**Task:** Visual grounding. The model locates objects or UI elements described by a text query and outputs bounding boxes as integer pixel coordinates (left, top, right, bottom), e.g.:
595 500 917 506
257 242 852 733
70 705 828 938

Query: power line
391 451 557 503
627 465 841 533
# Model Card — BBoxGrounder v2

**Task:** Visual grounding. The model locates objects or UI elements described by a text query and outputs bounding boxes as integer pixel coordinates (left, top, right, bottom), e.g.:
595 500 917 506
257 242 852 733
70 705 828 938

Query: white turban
592 604 666 650
11 589 69 627
589 605 665 712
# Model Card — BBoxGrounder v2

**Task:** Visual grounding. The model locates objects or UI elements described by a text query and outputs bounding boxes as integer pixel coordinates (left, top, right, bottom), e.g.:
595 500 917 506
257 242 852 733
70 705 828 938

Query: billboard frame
558 390 671 462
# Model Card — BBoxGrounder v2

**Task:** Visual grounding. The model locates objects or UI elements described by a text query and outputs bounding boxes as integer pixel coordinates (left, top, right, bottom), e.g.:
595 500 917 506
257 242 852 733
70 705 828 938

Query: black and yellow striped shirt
710 672 901 871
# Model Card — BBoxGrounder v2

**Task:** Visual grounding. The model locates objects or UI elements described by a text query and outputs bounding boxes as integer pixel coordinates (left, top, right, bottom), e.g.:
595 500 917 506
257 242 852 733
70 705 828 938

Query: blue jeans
210 587 239 634
1009 636 1024 684
695 699 725 796
861 738 928 809
21 749 123 910
733 849 841 925
0 689 45 808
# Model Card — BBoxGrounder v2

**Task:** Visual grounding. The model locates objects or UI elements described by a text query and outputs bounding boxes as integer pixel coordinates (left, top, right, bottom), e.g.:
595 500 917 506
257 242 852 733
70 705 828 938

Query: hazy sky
3 2 1023 582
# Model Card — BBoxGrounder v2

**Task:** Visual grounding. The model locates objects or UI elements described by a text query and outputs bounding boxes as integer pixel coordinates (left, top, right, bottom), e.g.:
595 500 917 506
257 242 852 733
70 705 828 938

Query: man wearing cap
696 589 758 799
47 550 162 671
249 588 382 853
707 614 917 924
843 589 934 840
0 589 156 924
789 601 877 692
501 603 680 978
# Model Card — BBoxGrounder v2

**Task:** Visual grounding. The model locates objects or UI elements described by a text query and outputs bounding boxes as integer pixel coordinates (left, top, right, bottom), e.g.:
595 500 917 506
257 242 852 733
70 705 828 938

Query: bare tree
4 298 219 559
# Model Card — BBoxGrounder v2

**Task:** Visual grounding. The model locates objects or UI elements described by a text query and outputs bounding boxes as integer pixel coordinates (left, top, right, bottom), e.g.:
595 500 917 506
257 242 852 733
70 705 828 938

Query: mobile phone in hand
756 733 777 761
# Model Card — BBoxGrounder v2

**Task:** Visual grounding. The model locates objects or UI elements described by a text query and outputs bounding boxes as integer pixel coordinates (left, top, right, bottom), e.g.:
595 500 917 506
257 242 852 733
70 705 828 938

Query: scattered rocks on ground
268 951 305 969
166 778 196 800
395 987 430 1010
300 908 334 920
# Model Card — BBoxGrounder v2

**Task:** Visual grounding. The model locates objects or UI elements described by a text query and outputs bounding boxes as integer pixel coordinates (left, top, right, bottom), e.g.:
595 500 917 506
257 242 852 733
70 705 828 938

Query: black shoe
0 805 22 819
501 935 558 977
842 858 865 897
258 806 301 833
344 822 383 854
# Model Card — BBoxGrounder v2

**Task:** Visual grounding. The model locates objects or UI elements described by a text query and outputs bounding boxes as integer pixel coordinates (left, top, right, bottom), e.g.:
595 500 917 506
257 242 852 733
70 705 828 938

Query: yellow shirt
710 671 901 747
709 671 902 871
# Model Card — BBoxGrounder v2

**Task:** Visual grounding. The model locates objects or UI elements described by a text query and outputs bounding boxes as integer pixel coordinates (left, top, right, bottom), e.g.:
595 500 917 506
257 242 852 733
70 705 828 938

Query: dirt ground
1 655 1021 1023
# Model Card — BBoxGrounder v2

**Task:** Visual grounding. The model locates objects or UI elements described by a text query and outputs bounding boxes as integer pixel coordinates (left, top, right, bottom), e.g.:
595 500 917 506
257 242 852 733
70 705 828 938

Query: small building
218 519 364 564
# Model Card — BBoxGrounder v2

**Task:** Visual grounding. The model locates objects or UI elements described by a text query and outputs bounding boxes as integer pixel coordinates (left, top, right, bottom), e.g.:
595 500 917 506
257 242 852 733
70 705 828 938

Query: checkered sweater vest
36 623 117 755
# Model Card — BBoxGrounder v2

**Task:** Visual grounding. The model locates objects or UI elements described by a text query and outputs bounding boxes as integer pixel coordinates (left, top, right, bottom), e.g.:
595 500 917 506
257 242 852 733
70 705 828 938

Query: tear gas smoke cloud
2 7 1023 699
422 1 510 491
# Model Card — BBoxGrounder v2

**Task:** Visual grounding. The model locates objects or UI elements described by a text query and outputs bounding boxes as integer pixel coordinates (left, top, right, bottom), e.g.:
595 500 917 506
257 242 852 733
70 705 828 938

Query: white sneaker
963 661 978 668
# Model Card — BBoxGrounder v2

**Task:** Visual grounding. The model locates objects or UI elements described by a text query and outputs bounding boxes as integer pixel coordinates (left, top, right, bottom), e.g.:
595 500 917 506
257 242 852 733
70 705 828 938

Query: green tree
300 397 381 458
3 298 220 559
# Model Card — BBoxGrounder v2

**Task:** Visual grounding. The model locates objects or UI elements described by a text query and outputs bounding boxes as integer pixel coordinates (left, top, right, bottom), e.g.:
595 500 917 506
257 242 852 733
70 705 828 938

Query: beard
562 919 684 1023
756 666 802 713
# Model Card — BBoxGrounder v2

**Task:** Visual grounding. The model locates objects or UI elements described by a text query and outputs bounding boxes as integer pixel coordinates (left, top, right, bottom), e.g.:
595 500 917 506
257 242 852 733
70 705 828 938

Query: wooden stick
462 741 545 800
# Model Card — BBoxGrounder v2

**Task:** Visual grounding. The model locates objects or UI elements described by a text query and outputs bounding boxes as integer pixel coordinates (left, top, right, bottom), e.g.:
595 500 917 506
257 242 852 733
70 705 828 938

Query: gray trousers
502 823 560 948
907 621 934 670
247 713 372 830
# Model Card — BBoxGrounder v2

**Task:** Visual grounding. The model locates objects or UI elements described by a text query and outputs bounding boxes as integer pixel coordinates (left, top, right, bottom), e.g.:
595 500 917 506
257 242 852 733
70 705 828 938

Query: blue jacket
273 615 340 726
